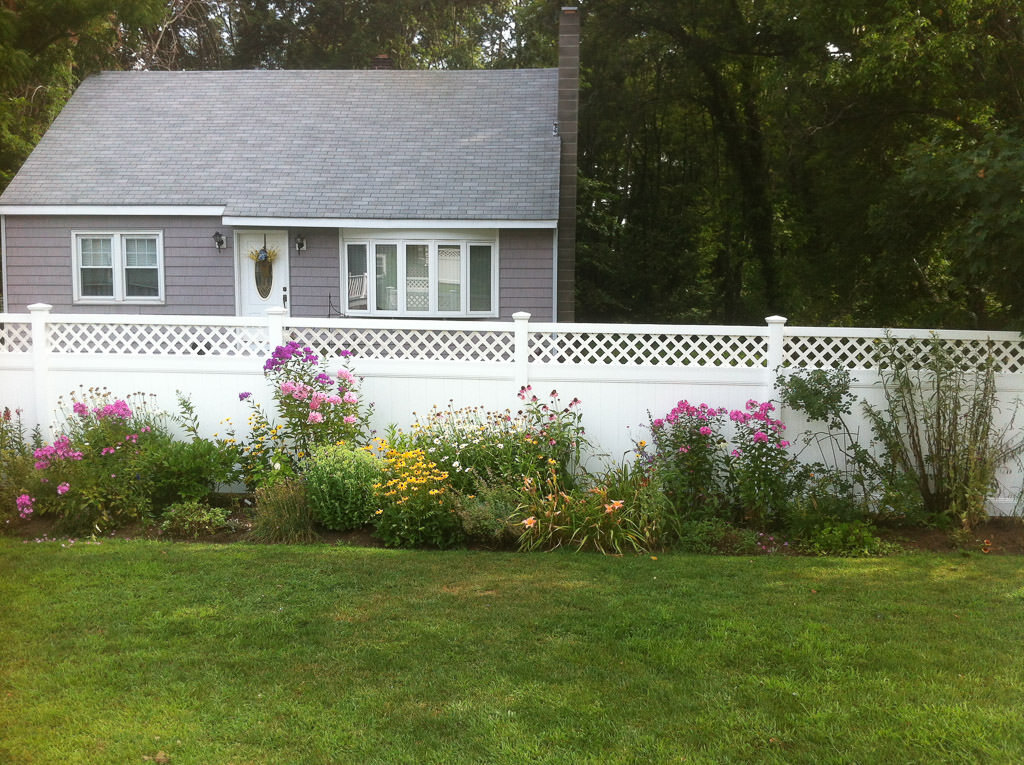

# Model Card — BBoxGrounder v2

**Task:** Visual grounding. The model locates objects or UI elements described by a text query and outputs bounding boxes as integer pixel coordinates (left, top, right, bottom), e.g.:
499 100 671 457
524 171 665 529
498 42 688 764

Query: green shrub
249 480 317 544
797 520 900 557
160 501 231 538
305 444 380 531
454 485 520 548
866 335 1024 530
671 518 762 555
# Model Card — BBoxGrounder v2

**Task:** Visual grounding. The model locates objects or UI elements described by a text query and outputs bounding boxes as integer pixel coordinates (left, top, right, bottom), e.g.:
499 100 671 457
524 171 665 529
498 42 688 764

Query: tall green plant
865 336 1024 529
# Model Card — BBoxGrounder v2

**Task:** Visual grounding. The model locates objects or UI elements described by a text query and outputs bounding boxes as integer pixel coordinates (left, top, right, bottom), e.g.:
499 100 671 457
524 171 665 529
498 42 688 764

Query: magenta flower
57 482 70 495
16 494 34 519
239 391 252 401
72 401 89 418
699 426 712 436
753 431 769 444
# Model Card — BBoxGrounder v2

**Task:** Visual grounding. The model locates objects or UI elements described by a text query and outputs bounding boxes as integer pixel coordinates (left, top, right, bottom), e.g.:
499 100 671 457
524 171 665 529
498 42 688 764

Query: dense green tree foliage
2 0 1023 328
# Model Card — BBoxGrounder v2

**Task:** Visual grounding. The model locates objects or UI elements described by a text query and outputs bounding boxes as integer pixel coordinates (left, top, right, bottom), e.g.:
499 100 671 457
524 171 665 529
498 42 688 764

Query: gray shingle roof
0 69 560 221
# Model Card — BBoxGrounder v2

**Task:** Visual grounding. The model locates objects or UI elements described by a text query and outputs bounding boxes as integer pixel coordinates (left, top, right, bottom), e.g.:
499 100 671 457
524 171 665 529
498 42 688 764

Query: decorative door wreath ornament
248 234 277 299
247 234 279 263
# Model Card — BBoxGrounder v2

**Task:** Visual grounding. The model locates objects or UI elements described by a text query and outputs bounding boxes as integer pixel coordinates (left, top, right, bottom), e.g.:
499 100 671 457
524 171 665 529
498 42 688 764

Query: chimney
557 6 579 322
372 53 394 70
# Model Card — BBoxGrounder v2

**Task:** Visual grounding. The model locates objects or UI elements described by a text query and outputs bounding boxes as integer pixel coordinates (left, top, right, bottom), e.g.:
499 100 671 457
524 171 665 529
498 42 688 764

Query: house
0 8 579 322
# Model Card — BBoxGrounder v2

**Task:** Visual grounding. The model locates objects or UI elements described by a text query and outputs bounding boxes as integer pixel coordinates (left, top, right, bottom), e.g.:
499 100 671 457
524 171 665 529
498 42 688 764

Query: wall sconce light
212 232 226 250
294 234 307 252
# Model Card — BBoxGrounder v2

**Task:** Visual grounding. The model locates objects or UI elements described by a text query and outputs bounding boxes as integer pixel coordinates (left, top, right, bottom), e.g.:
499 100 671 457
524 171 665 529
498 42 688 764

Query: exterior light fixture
294 234 307 252
212 231 226 250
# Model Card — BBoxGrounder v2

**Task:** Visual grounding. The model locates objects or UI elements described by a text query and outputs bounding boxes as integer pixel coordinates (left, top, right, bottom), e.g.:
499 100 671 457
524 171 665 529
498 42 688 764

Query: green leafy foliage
305 444 380 531
159 500 231 538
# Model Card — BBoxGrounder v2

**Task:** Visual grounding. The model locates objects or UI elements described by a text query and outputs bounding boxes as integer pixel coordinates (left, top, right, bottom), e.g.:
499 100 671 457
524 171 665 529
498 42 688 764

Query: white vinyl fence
3 304 1024 513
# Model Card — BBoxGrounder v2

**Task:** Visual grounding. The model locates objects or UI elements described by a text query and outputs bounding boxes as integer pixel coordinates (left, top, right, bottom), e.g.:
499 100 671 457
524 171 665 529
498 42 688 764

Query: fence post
512 311 531 391
266 307 287 351
27 303 52 435
765 315 787 402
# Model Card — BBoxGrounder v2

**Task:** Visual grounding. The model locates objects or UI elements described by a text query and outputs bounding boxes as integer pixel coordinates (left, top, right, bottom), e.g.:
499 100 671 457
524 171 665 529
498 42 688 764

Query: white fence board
1 306 1022 513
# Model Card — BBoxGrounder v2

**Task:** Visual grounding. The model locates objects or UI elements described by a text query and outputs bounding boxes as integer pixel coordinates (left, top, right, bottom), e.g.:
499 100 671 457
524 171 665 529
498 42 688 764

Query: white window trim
341 230 499 317
71 231 165 305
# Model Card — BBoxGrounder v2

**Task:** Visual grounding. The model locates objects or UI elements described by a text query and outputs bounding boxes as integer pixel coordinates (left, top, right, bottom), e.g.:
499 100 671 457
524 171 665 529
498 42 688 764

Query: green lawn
1 539 1022 764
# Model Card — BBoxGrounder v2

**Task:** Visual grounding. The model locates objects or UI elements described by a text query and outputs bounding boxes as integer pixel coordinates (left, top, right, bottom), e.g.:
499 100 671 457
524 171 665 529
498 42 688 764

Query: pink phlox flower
101 446 117 456
777 441 790 449
307 411 324 424
343 414 357 425
72 401 89 418
280 381 297 395
124 433 138 444
343 392 358 404
16 494 34 519
337 369 356 384
57 482 70 495
652 418 665 429
309 392 328 410
325 396 342 405
679 445 690 453
731 449 742 457
94 400 132 420
698 426 712 436
753 431 770 444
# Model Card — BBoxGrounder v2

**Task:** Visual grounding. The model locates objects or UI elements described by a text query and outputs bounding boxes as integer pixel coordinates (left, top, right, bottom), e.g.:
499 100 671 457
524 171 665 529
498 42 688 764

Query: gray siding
4 215 236 314
3 217 555 319
499 229 555 321
289 229 341 318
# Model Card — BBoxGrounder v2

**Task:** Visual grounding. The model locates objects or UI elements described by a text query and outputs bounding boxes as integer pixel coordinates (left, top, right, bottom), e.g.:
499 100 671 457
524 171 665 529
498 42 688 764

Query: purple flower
72 401 89 418
239 391 252 401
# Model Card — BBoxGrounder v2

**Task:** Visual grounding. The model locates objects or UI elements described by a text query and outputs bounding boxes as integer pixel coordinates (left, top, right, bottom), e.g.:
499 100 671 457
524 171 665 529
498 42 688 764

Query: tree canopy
3 0 1024 328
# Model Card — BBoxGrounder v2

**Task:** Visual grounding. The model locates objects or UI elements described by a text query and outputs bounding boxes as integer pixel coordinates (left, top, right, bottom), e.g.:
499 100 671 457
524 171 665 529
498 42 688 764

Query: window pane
469 245 492 312
81 267 114 296
375 244 398 311
405 244 429 312
347 244 368 311
80 238 112 268
123 237 157 267
438 244 461 312
125 268 159 297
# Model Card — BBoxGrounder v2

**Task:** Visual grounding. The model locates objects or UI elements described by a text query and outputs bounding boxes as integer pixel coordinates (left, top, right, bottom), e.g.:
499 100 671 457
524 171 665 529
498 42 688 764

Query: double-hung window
344 234 497 316
73 232 164 304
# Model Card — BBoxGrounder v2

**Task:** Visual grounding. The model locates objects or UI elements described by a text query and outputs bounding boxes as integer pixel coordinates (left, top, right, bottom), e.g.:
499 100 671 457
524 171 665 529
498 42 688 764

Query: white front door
236 231 290 316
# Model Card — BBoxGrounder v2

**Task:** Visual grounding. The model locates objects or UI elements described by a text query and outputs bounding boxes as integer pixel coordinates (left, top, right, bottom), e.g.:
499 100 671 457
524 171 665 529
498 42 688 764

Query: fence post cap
512 311 531 321
27 303 53 313
765 315 788 325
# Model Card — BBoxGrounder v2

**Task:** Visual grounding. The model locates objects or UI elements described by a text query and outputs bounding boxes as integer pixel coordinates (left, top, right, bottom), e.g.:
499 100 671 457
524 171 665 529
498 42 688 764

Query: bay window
345 234 496 316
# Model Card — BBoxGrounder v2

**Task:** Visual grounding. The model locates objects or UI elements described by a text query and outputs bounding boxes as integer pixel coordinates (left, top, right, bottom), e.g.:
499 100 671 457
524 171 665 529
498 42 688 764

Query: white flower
273 462 281 471
452 460 461 469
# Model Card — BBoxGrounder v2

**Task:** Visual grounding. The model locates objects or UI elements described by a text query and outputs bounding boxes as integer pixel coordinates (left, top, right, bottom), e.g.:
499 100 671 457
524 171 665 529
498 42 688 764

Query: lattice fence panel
0 322 32 353
47 323 267 356
785 335 1024 372
529 331 767 367
289 327 516 362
